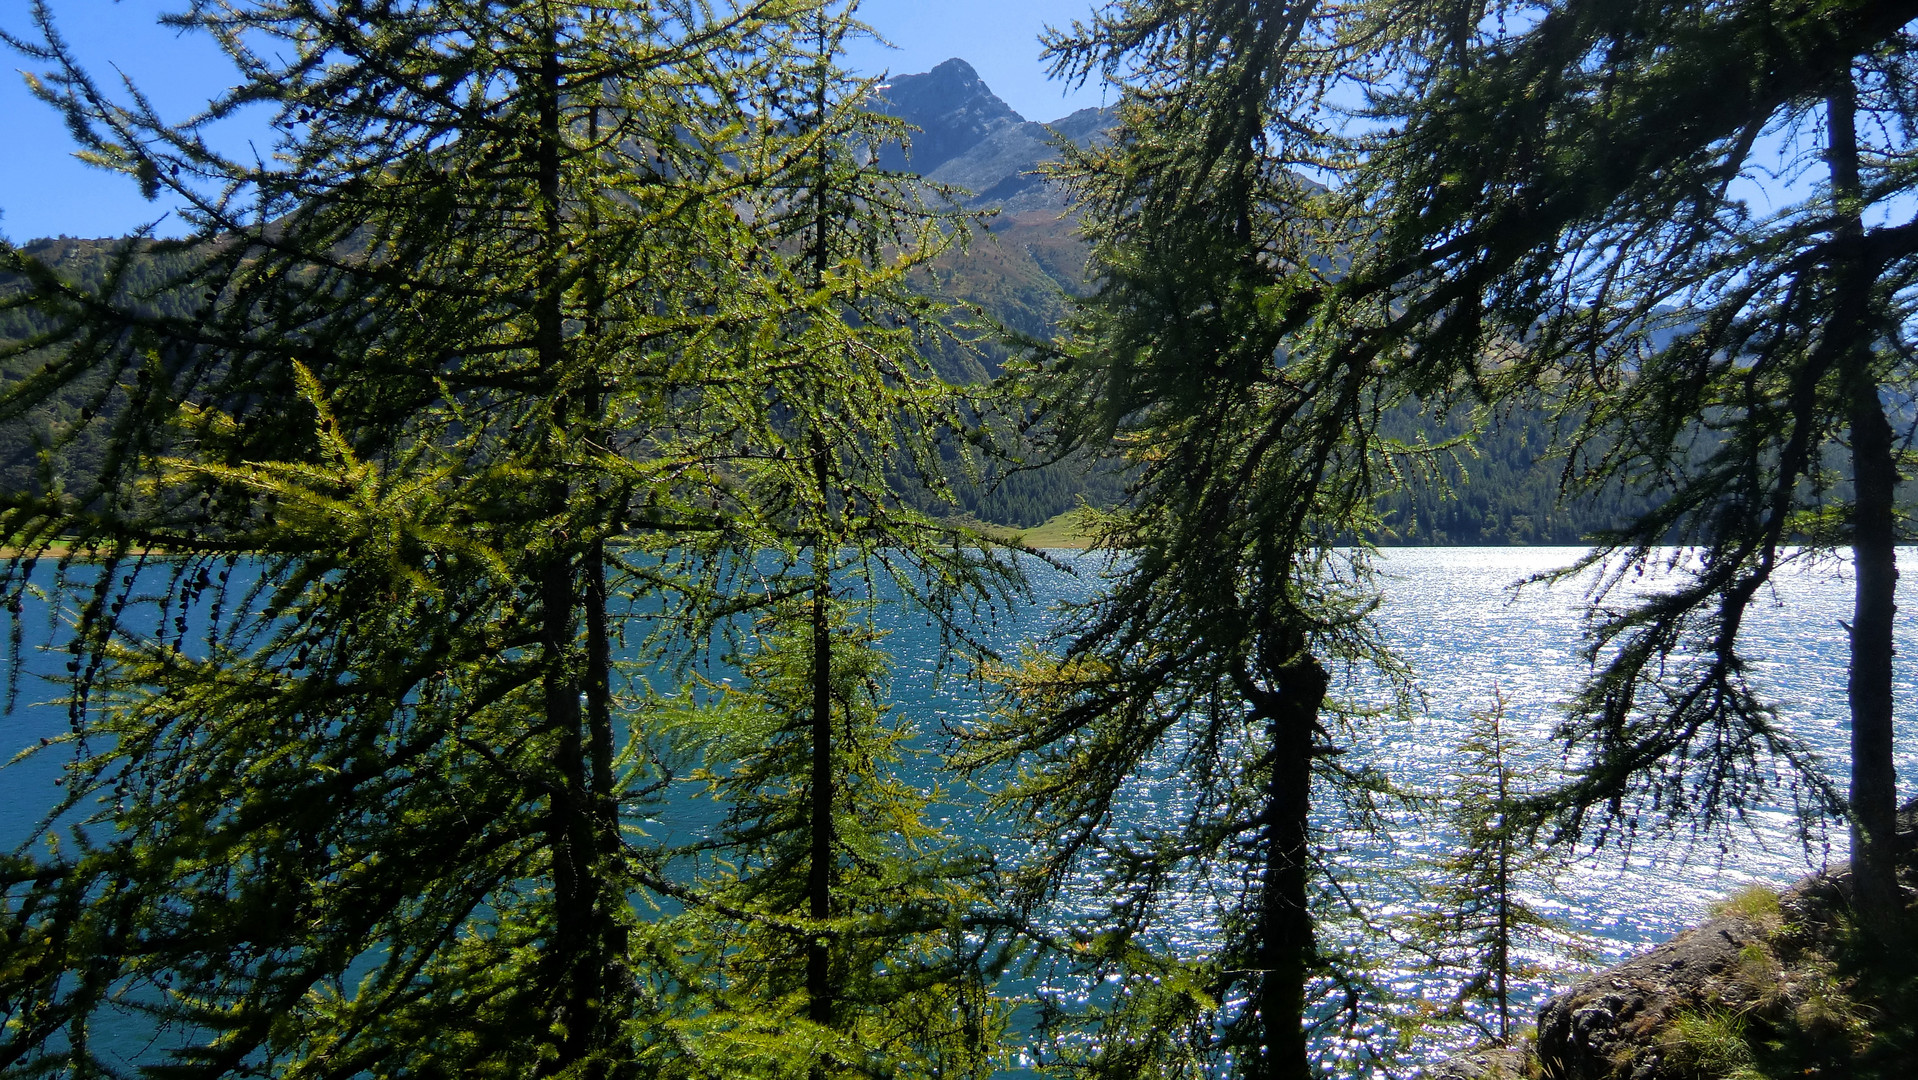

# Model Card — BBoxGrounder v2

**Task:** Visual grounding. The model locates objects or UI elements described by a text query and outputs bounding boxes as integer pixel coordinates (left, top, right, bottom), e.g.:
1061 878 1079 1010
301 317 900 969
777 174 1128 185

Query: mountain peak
872 59 1024 175
922 57 990 86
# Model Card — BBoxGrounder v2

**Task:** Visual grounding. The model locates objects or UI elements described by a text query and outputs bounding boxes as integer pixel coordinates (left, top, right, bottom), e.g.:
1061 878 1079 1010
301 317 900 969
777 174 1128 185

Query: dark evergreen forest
3 238 1656 541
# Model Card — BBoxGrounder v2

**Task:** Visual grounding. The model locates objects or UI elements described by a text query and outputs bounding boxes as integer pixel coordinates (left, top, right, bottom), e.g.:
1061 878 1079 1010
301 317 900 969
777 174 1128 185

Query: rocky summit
869 58 1112 215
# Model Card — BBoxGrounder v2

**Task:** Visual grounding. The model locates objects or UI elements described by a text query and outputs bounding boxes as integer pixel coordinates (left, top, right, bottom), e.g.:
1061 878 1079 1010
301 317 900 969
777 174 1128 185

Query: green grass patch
990 508 1098 549
1658 1008 1766 1080
1709 885 1783 931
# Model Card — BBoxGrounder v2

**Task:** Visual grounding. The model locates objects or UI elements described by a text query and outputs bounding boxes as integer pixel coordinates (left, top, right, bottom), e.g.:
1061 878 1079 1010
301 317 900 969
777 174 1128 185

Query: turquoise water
3 547 1912 1071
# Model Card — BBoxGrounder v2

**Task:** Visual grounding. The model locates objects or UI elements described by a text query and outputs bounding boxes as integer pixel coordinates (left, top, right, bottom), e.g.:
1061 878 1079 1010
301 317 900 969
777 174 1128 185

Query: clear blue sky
0 0 1106 243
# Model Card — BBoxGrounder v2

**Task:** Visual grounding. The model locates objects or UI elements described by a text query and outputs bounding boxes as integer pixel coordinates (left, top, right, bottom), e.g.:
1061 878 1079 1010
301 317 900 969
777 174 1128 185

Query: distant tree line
0 247 1661 540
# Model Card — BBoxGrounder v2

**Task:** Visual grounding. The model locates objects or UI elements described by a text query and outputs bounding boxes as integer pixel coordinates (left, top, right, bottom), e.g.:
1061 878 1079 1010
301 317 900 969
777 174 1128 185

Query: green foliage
1412 692 1594 1047
0 1 1018 1076
631 16 1019 1075
969 4 1433 1078
1331 0 1918 915
671 605 1007 1080
1028 0 1918 949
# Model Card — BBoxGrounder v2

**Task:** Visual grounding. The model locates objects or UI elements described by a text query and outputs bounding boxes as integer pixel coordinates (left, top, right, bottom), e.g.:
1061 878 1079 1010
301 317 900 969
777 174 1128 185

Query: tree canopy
0 2 1019 1076
982 0 1918 1074
1331 0 1918 934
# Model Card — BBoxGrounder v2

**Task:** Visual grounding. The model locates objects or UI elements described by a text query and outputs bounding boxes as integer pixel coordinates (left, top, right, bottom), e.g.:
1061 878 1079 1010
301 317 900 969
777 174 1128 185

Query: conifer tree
1298 0 1918 937
1414 692 1591 1047
965 5 1430 1078
0 1 1011 1075
645 10 1017 1077
999 0 1918 991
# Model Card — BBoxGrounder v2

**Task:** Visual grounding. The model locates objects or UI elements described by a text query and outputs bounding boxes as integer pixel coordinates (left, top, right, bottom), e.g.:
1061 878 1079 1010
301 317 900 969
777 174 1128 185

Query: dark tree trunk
1248 652 1327 1080
583 538 623 1068
540 555 595 1071
805 30 838 1041
1829 74 1904 938
532 22 601 1075
1848 374 1902 934
578 74 626 1077
807 430 835 1036
807 578 834 1025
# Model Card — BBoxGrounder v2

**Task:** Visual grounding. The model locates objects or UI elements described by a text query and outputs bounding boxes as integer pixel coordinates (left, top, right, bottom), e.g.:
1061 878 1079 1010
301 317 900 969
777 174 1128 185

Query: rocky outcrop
865 57 1115 217
1529 798 1918 1080
870 59 1024 176
1533 909 1778 1079
1425 1046 1531 1079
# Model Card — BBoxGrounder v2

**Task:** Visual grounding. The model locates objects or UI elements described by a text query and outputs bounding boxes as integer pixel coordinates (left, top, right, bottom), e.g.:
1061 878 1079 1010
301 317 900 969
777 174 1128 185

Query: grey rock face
926 106 1114 214
1424 1046 1531 1079
870 59 1024 176
866 59 1113 215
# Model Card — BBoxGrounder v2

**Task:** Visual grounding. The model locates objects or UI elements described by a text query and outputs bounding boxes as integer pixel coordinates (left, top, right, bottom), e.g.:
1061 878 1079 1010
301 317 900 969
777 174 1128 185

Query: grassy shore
961 509 1099 550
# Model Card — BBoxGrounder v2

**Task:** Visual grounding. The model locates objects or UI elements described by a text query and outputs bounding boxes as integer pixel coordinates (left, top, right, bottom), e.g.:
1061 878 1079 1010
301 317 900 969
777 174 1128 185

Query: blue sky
0 0 1106 242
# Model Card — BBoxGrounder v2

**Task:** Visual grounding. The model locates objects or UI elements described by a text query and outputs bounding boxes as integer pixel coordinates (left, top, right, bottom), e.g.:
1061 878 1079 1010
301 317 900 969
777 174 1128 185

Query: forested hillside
0 236 205 503
865 60 1677 541
1373 402 1659 546
2 66 1659 542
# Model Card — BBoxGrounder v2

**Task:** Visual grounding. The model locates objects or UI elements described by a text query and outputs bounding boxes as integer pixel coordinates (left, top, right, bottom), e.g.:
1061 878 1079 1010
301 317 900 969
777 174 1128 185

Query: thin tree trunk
533 15 599 1074
805 22 837 1041
807 568 834 1029
807 426 835 1038
579 59 627 1066
1492 711 1511 1045
540 556 594 1071
584 537 623 1047
1829 73 1904 938
1251 652 1326 1080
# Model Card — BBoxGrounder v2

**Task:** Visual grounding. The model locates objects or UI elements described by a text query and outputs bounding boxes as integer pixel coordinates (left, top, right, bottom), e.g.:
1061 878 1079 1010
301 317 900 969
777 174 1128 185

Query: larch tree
961 3 1443 1079
1413 692 1591 1047
644 9 1020 1078
0 1 1010 1076
1003 6 1918 1031
1332 0 1918 939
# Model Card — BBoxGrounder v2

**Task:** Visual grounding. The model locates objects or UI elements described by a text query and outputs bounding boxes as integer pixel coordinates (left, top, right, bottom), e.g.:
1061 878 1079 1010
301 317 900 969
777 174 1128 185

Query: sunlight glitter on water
937 546 1916 1067
2 547 1912 1073
1323 547 1912 1056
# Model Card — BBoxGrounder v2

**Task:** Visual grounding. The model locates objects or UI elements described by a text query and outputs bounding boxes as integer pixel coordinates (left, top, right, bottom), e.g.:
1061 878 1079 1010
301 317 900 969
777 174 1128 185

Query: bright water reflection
2 547 1912 1072
890 546 1916 1069
1364 547 1914 942
1328 547 1918 1064
851 545 1918 1070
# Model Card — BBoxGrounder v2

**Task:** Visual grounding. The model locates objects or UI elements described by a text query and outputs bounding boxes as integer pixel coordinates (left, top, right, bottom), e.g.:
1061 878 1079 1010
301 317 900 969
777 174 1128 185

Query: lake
3 546 1912 1071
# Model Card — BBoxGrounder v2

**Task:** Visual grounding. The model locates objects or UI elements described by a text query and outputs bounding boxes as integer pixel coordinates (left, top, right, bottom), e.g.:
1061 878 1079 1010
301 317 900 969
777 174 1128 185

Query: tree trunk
805 28 837 1044
1491 707 1512 1045
1252 653 1327 1080
1829 74 1905 938
1847 381 1902 933
583 537 623 1071
807 428 835 1039
533 18 601 1074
